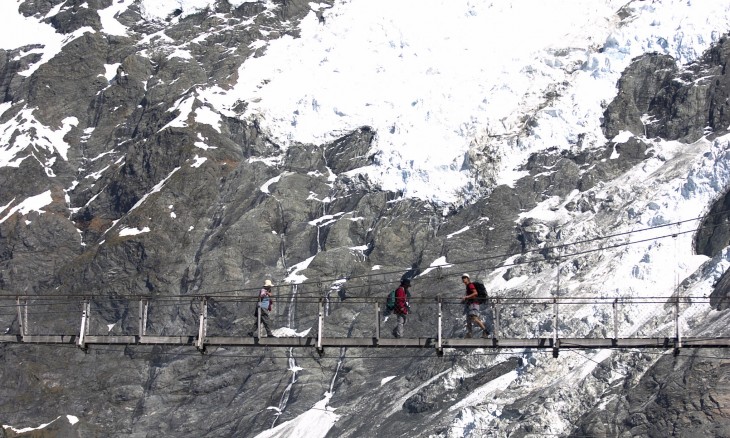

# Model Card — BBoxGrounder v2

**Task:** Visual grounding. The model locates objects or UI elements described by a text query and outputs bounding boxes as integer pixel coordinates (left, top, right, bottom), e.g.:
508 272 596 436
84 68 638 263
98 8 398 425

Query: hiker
248 279 275 337
392 279 411 338
461 273 489 338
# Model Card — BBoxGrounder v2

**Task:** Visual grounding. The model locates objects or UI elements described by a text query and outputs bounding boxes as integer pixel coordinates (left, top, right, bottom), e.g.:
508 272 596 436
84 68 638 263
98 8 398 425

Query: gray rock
3 2 730 437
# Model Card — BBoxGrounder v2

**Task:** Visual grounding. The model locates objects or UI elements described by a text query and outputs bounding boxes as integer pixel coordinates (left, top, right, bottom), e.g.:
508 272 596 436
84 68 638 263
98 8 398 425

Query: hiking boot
464 332 472 338
481 331 490 339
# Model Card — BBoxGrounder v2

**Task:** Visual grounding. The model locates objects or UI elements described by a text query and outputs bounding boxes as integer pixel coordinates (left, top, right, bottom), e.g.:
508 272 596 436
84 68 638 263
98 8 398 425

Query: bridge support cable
196 296 208 353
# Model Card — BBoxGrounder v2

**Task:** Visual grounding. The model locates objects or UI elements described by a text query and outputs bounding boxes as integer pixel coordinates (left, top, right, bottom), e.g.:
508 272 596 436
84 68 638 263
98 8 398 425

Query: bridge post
613 298 618 341
77 299 90 350
138 299 148 339
552 297 559 358
196 296 207 353
492 298 500 339
374 301 380 343
436 298 443 356
317 298 324 356
554 248 561 358
16 297 27 339
674 296 682 356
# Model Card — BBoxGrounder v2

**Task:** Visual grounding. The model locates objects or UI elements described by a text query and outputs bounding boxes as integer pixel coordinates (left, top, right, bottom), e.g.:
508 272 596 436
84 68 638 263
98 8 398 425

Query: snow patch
254 392 338 438
0 191 53 224
380 376 397 386
285 256 316 283
118 227 151 237
196 0 730 204
159 96 195 131
98 0 134 36
195 106 222 132
272 327 312 338
191 155 207 168
128 167 181 213
261 174 282 194
418 256 453 277
3 415 80 434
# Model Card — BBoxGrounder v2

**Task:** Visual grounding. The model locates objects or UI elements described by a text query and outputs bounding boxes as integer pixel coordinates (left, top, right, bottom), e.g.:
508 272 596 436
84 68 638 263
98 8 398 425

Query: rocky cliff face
2 1 730 437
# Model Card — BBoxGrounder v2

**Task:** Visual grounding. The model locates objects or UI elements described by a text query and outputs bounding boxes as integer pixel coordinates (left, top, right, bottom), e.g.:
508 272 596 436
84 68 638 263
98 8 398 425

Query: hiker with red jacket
461 273 489 338
392 278 411 338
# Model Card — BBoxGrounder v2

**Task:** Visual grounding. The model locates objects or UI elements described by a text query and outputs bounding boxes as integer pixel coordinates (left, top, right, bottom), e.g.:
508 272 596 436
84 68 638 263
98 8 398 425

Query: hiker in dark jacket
461 273 488 338
392 279 411 338
248 279 275 337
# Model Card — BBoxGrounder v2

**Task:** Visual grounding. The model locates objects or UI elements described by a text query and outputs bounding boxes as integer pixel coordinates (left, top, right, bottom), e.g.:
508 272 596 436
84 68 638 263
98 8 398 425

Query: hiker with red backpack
392 278 411 338
461 273 489 338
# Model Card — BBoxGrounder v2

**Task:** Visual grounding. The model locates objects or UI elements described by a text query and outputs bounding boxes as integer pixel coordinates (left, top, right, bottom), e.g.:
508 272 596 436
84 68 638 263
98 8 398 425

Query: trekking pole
257 299 262 338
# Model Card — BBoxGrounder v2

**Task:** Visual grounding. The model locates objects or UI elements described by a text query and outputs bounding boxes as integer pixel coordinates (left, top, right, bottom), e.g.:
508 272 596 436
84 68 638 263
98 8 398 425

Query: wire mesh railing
0 292 723 357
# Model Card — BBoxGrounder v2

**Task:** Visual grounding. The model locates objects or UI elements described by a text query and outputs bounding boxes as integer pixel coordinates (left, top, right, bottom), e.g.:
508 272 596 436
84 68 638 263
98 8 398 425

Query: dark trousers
251 307 273 336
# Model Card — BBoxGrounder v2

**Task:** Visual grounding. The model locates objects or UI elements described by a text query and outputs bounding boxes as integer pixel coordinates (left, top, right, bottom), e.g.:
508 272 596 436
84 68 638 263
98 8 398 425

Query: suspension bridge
2 207 728 357
2 293 728 357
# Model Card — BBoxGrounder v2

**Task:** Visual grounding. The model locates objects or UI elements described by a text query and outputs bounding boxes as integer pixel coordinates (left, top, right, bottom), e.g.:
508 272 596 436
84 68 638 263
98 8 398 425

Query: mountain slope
3 0 730 437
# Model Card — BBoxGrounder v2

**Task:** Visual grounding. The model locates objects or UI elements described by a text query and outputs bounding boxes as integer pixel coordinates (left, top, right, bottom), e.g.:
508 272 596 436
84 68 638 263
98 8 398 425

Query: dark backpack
385 290 397 311
472 281 488 304
385 288 411 312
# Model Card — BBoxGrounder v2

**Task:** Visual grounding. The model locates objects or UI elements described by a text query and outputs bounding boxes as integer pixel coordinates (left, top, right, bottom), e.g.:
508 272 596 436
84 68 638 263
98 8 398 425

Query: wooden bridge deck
3 334 730 354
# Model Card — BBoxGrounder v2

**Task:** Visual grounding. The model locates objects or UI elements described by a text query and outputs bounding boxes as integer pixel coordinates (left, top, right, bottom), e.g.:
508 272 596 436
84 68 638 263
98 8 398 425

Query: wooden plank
204 336 258 346
262 337 317 347
85 336 138 344
206 336 318 347
21 335 78 344
680 338 730 347
138 336 196 345
323 337 378 347
611 338 673 348
444 338 552 348
0 335 21 342
373 338 438 348
557 338 617 348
